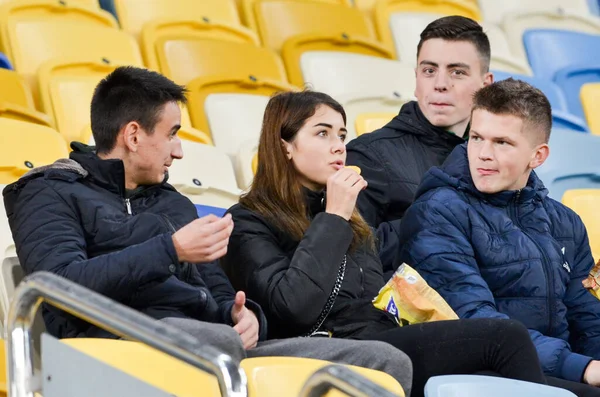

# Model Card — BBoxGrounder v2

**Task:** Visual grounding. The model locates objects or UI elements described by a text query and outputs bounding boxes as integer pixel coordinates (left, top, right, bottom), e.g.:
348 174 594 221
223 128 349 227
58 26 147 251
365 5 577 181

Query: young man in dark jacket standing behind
346 16 493 273
2 66 412 388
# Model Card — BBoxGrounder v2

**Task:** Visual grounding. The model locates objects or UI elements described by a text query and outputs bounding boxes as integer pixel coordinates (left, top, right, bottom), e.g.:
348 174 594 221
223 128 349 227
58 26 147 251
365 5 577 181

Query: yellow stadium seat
0 117 68 184
248 0 376 53
241 0 352 31
0 2 140 109
62 338 222 396
0 102 53 128
37 59 210 146
242 356 405 397
0 0 116 56
581 83 600 136
373 0 481 52
186 74 297 137
141 20 282 86
0 68 35 109
502 10 600 62
114 0 243 42
61 339 404 397
355 112 396 136
37 58 125 144
235 142 258 189
562 189 600 262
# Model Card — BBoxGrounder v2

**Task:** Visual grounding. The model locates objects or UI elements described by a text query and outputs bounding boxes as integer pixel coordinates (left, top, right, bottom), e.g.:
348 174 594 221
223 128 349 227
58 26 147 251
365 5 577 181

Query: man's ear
281 138 292 160
122 121 141 153
483 71 494 87
530 143 550 170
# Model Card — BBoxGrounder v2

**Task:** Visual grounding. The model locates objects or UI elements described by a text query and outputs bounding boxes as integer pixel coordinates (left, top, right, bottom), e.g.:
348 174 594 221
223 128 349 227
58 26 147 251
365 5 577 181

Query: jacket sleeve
197 262 268 341
346 141 390 228
398 196 592 382
223 211 353 329
563 213 600 361
8 179 176 303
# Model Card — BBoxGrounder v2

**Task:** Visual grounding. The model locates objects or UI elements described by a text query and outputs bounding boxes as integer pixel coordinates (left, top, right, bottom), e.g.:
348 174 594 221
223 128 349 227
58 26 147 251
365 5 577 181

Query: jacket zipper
124 198 132 215
510 190 554 335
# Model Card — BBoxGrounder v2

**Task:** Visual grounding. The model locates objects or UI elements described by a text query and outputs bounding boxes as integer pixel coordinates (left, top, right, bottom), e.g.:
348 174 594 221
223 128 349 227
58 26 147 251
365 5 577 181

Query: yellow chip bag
373 263 458 326
345 165 361 175
583 259 600 299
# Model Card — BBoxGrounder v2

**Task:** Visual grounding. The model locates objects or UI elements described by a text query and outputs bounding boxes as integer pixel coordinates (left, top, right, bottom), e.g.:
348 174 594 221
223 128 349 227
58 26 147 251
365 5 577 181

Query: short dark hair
91 66 187 153
472 78 552 143
416 15 490 73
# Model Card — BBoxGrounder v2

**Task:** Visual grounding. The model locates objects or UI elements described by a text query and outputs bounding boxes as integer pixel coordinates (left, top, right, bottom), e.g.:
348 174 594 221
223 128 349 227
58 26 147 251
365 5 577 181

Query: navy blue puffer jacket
398 144 600 382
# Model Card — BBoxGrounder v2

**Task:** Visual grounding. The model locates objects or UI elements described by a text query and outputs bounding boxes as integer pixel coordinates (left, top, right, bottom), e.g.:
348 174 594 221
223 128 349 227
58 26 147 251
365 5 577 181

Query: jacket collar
385 101 468 145
416 144 548 207
303 187 326 218
68 143 172 198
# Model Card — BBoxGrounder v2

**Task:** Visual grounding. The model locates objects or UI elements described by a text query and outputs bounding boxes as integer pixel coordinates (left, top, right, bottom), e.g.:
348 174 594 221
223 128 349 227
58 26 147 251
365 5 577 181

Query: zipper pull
125 198 132 215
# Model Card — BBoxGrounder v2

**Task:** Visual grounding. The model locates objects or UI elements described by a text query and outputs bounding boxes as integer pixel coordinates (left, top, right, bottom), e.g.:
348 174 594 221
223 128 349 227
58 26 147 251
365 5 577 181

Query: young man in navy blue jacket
399 79 600 396
3 66 412 389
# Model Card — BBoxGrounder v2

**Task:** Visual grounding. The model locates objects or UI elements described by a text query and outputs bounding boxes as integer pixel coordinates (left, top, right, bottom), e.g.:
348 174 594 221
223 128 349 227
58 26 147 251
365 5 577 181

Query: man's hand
584 360 600 386
231 291 259 350
172 214 233 263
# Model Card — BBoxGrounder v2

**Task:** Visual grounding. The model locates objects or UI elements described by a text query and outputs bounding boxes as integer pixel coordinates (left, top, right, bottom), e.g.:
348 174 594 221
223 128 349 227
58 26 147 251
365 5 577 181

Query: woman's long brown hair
240 91 374 251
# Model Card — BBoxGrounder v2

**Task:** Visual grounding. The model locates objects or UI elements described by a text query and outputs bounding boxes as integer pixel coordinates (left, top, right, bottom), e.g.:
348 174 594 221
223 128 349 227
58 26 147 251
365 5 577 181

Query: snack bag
583 258 600 299
373 263 458 326
345 165 361 175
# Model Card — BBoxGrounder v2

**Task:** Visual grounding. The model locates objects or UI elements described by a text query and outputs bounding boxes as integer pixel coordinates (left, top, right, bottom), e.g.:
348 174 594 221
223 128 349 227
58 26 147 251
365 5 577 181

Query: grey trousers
160 317 412 396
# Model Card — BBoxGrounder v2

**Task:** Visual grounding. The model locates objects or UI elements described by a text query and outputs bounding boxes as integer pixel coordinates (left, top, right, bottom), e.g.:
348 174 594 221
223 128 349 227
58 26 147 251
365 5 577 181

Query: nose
171 137 184 160
331 136 346 155
478 140 493 161
434 71 449 92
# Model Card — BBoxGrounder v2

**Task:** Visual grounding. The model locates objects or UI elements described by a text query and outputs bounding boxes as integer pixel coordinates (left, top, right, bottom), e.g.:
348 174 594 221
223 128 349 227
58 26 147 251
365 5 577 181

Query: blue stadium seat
589 0 600 15
0 53 11 70
536 129 600 200
492 71 589 133
195 204 227 218
523 29 600 81
554 64 600 120
425 375 576 397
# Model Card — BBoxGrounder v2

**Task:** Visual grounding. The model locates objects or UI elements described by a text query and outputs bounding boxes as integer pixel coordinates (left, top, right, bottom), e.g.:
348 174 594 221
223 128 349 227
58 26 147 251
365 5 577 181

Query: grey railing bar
299 364 400 397
6 271 247 397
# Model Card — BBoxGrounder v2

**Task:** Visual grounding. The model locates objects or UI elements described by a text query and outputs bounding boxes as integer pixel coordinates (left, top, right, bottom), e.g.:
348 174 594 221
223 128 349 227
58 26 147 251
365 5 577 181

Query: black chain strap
305 255 347 337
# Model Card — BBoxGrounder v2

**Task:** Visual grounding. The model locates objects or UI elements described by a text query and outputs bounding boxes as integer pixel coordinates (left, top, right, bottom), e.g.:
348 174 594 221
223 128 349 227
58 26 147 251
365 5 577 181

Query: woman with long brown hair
221 91 547 397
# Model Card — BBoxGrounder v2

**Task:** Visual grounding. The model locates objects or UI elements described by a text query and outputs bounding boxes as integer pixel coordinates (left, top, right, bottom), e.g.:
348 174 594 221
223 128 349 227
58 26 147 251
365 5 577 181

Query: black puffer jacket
221 189 397 340
345 101 465 273
3 144 266 339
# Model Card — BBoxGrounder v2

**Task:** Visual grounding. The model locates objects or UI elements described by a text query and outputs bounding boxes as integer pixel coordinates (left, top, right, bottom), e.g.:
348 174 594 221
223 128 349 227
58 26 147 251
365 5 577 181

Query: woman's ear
281 139 292 160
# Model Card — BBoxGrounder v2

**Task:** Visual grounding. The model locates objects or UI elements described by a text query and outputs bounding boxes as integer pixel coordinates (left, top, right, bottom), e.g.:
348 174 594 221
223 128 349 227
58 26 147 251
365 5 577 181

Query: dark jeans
358 318 547 397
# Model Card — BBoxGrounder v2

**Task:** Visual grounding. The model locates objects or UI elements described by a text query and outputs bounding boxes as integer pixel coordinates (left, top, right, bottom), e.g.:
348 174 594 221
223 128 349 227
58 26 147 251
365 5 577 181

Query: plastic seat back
373 0 481 52
114 0 242 41
536 128 600 200
0 117 68 184
301 52 414 140
168 140 241 208
581 82 600 135
562 189 600 261
479 0 593 25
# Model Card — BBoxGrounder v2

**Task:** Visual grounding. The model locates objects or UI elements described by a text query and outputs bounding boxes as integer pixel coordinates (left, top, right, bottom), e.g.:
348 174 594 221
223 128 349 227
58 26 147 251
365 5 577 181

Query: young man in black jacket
346 16 493 272
2 66 412 388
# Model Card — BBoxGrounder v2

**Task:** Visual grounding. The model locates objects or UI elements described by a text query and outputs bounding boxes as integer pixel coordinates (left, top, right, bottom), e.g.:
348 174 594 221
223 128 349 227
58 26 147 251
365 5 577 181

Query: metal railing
5 271 247 397
299 365 400 397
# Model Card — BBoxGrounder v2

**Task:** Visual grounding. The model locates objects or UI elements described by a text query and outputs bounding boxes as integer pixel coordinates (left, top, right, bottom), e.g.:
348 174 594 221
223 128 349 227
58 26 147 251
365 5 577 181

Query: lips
330 160 344 170
477 168 498 176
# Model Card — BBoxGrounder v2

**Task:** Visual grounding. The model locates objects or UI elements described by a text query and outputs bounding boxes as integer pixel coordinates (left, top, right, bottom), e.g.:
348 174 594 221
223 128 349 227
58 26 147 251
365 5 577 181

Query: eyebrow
170 125 181 134
314 122 347 132
419 60 470 70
